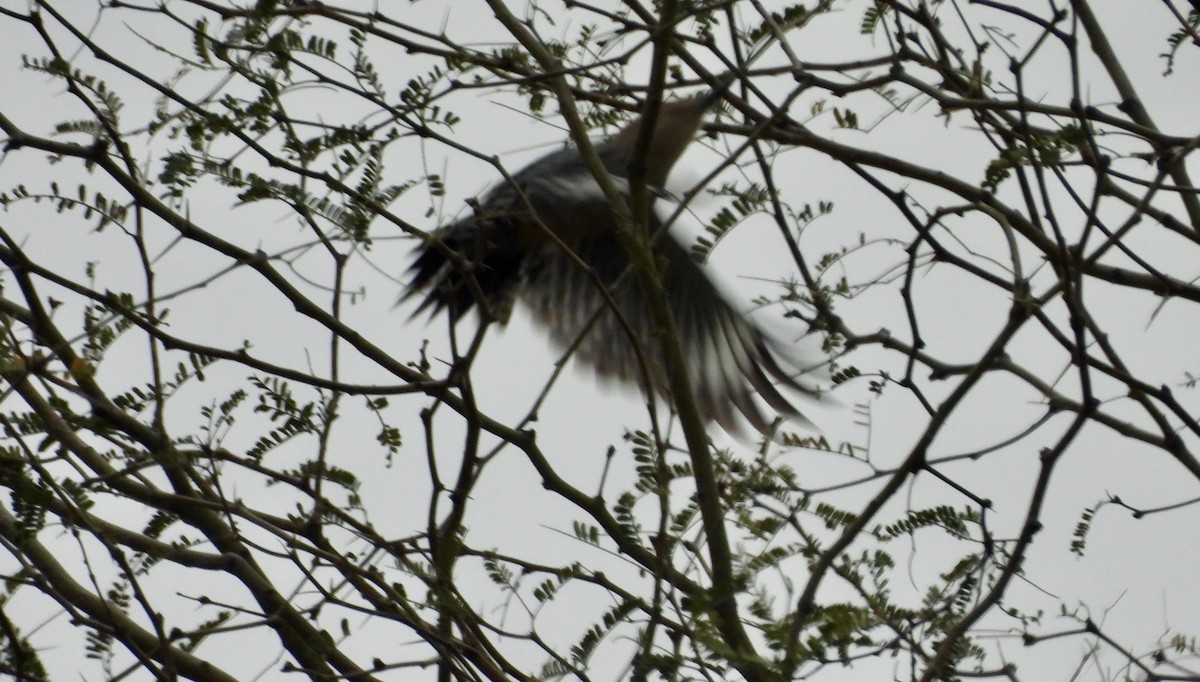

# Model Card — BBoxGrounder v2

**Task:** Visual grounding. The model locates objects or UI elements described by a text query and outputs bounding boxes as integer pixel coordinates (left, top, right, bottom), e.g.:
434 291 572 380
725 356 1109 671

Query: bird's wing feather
520 213 818 437
399 149 626 323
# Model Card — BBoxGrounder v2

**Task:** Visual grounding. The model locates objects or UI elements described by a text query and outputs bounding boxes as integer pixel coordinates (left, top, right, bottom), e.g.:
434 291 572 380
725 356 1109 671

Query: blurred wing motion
520 222 820 436
403 93 822 436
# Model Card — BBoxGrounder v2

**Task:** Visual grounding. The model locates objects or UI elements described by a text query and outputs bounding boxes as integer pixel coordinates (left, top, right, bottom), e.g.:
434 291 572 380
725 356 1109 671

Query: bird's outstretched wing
520 217 819 437
403 139 821 436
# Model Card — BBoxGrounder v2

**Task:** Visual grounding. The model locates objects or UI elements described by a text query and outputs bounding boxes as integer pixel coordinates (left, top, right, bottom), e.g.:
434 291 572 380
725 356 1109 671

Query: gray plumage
404 94 819 436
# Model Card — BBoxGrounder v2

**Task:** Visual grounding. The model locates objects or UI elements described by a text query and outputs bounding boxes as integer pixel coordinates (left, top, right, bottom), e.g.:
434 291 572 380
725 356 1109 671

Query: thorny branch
0 1 1194 681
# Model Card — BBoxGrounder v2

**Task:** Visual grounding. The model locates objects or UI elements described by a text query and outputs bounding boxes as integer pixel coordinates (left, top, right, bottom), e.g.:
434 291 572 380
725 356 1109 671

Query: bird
402 87 820 437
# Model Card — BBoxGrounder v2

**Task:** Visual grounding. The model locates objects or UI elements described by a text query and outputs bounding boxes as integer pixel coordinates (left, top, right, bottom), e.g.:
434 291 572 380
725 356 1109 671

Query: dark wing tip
713 310 822 438
400 218 529 325
398 238 471 321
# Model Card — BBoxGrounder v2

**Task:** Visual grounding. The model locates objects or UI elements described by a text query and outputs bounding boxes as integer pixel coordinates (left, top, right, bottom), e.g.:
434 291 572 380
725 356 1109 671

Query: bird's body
405 93 818 435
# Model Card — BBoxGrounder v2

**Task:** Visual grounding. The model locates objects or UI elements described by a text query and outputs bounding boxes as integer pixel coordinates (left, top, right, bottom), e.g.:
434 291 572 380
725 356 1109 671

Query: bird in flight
403 87 820 436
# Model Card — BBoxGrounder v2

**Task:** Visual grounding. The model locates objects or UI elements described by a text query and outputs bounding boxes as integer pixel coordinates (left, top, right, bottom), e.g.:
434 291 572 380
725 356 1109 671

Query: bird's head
610 81 729 186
